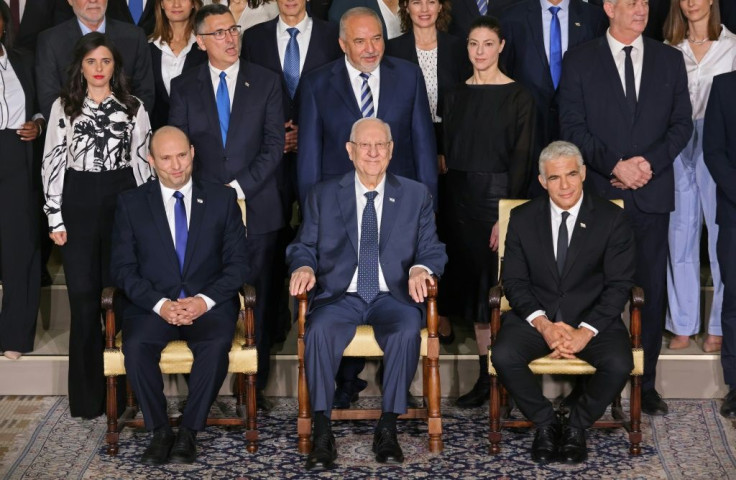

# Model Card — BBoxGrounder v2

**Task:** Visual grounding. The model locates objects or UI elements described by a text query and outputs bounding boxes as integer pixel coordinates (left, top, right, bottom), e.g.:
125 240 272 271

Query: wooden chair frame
101 284 259 455
295 279 443 454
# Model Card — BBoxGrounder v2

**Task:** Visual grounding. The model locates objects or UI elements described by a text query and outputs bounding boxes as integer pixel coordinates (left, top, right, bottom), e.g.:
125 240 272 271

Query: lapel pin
389 197 395 203
580 222 586 228
575 22 581 27
244 81 250 87
197 198 204 204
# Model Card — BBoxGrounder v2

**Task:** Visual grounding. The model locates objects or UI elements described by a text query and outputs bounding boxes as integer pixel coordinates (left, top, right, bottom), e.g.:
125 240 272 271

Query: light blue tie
216 71 230 147
284 27 300 98
129 0 143 24
173 191 188 298
476 0 488 16
549 6 562 89
357 191 379 303
359 73 375 118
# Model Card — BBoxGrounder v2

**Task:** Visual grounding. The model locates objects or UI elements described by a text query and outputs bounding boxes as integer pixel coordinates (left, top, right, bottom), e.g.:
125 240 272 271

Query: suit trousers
122 302 237 431
0 130 40 352
717 226 736 387
666 119 723 336
305 293 422 417
61 168 136 418
493 313 633 429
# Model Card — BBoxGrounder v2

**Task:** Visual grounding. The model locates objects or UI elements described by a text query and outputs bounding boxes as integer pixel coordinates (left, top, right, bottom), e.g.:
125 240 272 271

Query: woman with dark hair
387 0 469 343
663 0 736 352
204 0 278 30
42 32 153 419
0 2 43 360
149 0 207 129
441 16 535 407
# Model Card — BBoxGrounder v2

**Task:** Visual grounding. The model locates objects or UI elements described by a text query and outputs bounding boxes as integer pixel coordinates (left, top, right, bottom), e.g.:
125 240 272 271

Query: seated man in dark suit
492 141 635 464
287 118 447 469
110 126 248 465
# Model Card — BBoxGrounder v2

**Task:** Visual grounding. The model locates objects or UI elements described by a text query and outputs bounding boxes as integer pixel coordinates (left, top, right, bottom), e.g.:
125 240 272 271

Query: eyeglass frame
197 25 242 41
349 140 393 152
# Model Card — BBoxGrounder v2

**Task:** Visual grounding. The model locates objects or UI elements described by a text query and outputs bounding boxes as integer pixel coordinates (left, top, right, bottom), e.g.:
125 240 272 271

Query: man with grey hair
493 141 636 464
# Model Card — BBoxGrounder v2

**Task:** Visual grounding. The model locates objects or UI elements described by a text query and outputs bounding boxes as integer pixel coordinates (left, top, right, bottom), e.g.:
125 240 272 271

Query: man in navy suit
110 126 248 465
703 71 736 419
287 118 447 469
558 0 692 416
54 0 156 35
449 0 523 37
169 3 284 408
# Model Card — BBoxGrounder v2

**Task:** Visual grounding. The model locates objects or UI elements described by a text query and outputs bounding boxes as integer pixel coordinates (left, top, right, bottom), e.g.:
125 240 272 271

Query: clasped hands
159 297 207 326
533 315 594 359
610 156 652 190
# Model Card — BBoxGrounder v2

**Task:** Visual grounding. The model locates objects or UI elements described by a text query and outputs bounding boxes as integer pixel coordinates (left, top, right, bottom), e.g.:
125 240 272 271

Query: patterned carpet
0 396 734 479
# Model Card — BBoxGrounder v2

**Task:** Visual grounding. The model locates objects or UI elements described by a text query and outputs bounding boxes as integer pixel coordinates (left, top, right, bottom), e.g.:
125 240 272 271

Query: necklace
688 36 710 45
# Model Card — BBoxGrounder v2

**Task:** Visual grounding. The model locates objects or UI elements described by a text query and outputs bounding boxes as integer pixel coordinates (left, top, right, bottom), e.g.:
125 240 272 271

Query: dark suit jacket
169 61 286 235
286 172 447 311
149 42 208 130
35 17 155 119
328 0 389 39
448 0 523 37
703 71 736 227
241 16 342 122
722 0 736 37
296 56 438 206
14 0 56 51
53 0 156 36
503 193 635 334
499 0 607 147
4 49 39 181
557 36 692 214
110 180 248 320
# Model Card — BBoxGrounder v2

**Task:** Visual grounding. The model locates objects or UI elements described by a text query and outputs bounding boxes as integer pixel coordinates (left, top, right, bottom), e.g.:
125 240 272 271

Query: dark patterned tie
357 191 379 303
284 27 300 98
174 191 188 298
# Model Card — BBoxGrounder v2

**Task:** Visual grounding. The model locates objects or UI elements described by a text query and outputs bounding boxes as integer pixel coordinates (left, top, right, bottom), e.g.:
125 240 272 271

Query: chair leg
489 375 502 454
612 393 624 420
425 353 443 453
105 375 119 455
423 356 429 406
245 372 258 453
126 378 137 410
628 375 642 455
297 339 312 454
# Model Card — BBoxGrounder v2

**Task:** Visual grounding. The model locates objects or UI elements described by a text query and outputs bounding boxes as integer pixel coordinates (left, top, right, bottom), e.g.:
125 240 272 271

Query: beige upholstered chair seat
342 326 429 357
489 348 644 376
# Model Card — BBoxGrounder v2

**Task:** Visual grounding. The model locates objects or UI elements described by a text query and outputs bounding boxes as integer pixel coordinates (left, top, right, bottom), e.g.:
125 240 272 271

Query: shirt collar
159 178 194 203
78 17 106 35
606 28 644 51
209 58 240 79
541 0 570 12
355 172 387 198
277 12 311 36
344 57 381 82
0 46 7 70
152 34 197 52
549 192 583 219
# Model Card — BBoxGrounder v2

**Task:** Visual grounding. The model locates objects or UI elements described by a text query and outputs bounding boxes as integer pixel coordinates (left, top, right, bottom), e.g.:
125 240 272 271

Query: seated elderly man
287 117 447 469
110 126 248 465
492 141 636 464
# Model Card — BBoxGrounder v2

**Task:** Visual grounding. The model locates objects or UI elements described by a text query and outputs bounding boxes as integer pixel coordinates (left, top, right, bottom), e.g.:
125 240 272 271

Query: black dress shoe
531 423 560 464
456 378 490 408
559 425 587 464
256 390 274 412
332 378 368 409
306 431 337 470
169 426 197 464
372 427 404 463
720 388 736 419
438 328 455 345
140 428 175 465
641 389 669 416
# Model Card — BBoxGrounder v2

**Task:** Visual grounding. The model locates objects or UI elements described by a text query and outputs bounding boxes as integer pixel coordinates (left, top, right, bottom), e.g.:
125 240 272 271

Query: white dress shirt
376 0 402 39
3 0 25 19
0 49 26 129
277 13 312 74
345 58 381 113
153 178 215 315
525 194 598 335
152 35 197 95
606 29 643 99
541 0 570 63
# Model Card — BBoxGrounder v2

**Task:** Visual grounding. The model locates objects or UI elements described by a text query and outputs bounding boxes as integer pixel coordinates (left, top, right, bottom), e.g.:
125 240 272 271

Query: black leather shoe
256 390 274 412
140 428 174 465
531 423 560 464
439 328 455 345
332 378 368 409
372 427 404 463
720 388 736 419
456 378 490 408
169 426 197 464
306 431 337 470
641 389 669 416
559 425 587 464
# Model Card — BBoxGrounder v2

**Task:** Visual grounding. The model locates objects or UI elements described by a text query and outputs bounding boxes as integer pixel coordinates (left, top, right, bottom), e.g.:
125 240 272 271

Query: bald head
148 126 195 190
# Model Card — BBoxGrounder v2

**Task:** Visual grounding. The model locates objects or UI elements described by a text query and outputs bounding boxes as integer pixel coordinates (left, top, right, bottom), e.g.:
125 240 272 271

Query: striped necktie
359 72 375 118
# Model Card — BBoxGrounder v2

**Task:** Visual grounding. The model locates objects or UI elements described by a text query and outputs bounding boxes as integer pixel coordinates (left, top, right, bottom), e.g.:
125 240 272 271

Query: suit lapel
182 183 206 275
146 183 181 272
331 61 362 117
537 198 559 279
561 194 593 278
635 38 656 123
376 59 397 118
527 2 550 77
338 174 359 255
567 0 585 47
379 174 402 254
197 64 223 150
595 38 631 123
227 65 253 149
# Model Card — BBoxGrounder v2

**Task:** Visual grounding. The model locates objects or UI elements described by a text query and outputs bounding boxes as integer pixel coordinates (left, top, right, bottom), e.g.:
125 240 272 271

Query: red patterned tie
10 0 20 36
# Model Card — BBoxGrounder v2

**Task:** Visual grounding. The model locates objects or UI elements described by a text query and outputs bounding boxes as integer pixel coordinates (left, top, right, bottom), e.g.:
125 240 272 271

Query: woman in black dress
441 16 535 408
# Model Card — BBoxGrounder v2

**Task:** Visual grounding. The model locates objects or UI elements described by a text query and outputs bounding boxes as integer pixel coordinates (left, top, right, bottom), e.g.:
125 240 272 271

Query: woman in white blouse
42 32 153 419
663 0 736 352
204 0 279 31
149 0 206 129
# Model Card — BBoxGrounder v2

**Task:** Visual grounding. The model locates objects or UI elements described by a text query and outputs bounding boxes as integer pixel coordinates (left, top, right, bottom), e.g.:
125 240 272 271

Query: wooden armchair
487 199 643 455
101 284 259 455
295 278 443 454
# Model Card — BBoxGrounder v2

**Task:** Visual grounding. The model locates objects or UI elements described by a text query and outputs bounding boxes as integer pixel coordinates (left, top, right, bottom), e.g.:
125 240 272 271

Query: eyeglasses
198 25 242 40
350 141 392 152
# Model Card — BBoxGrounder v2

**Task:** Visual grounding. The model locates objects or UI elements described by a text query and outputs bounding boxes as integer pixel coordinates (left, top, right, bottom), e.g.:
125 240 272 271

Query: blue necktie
129 0 143 24
357 191 379 303
284 27 300 98
549 6 562 89
216 71 230 146
476 0 488 15
359 73 375 118
173 191 188 298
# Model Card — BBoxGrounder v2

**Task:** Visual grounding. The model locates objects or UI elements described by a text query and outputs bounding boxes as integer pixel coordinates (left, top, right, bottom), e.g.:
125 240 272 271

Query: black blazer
149 41 207 130
704 71 736 227
499 0 607 147
558 36 693 214
5 49 39 180
14 0 56 51
53 0 156 36
241 16 342 122
503 193 635 334
35 18 155 119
